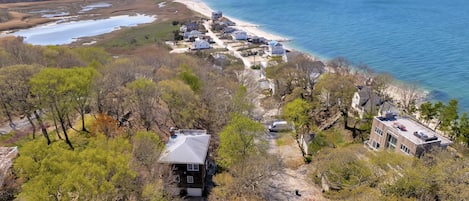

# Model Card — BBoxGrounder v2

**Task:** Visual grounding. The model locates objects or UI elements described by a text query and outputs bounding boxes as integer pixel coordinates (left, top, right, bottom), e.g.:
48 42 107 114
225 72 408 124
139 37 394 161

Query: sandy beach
172 0 428 106
173 0 289 42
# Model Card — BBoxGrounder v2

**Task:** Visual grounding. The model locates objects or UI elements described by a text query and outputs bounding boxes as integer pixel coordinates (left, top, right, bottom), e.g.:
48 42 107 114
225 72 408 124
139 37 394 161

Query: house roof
375 116 452 146
158 130 210 164
380 101 399 116
269 40 283 47
194 39 210 45
357 86 382 108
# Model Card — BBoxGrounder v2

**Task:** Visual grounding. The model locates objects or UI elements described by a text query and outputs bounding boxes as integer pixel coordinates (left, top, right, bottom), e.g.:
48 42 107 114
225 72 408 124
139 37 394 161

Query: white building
192 39 210 50
231 30 248 40
268 40 285 56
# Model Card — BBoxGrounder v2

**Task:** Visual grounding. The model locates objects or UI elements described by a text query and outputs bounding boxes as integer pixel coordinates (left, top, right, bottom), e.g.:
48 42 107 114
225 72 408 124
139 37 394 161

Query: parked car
268 121 292 132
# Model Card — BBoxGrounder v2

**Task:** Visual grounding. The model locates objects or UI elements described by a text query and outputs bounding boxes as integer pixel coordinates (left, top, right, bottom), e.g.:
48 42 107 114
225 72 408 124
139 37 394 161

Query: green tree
158 79 202 128
437 99 459 137
313 72 356 128
0 64 51 143
127 78 159 131
217 113 265 170
282 98 311 137
454 112 469 145
14 134 137 201
68 67 98 132
30 68 75 149
73 46 111 68
420 102 438 124
179 67 202 93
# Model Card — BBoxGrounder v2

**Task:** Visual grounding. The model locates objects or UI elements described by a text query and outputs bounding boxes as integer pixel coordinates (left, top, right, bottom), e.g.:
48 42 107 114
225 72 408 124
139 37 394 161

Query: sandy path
239 65 326 201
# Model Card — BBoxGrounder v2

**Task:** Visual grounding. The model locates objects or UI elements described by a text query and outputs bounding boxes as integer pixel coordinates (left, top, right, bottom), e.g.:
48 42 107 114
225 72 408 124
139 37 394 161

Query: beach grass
97 20 180 48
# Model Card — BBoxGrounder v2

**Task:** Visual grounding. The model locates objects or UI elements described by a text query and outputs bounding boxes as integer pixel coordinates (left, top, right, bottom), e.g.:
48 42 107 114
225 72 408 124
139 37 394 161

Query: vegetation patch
98 21 179 48
275 132 295 146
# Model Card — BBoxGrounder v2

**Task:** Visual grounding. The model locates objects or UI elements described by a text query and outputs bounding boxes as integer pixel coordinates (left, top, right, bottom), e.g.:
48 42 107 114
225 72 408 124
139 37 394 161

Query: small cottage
158 129 212 196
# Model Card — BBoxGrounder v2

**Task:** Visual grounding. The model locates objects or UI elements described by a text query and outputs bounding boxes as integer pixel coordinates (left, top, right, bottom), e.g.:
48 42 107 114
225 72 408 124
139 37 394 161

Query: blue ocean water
203 0 469 112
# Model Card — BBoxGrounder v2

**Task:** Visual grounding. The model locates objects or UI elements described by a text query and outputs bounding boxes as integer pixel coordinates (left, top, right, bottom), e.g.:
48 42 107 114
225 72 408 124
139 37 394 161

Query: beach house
192 39 211 50
268 40 285 56
231 30 248 40
351 86 383 119
184 30 203 41
211 11 222 21
368 113 452 157
158 129 212 196
180 22 199 32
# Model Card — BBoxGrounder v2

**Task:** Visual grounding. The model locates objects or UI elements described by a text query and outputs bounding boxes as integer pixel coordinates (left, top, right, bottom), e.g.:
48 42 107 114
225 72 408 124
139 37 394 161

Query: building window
386 135 397 150
374 127 383 136
187 164 199 171
372 141 380 149
187 176 194 184
400 144 411 154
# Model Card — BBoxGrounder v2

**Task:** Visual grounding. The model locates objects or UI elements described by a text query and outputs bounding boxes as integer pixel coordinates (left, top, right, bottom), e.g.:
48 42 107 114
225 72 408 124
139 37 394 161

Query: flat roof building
368 113 452 157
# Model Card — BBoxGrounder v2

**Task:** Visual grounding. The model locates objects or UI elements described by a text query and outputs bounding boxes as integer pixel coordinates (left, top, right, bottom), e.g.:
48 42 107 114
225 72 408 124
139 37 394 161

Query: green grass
98 21 179 48
275 132 295 146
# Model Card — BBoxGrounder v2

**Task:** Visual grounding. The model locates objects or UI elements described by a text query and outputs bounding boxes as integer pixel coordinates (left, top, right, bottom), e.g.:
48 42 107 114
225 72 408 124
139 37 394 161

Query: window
372 141 380 149
386 134 397 150
374 127 383 136
187 176 194 184
400 144 411 154
187 164 199 171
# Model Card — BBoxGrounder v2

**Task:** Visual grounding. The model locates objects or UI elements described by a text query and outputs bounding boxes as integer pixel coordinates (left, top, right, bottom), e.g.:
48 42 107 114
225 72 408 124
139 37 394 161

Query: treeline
0 36 253 200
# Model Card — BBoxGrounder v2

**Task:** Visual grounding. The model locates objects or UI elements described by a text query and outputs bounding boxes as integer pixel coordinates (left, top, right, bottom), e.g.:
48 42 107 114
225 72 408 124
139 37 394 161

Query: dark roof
357 86 382 107
379 101 400 116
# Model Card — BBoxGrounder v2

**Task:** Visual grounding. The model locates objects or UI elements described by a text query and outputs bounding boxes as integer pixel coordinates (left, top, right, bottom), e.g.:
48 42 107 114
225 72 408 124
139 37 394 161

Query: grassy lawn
98 20 180 49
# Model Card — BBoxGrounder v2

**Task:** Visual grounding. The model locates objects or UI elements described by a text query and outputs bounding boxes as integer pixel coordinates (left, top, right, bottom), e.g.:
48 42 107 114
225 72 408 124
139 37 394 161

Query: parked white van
268 121 292 132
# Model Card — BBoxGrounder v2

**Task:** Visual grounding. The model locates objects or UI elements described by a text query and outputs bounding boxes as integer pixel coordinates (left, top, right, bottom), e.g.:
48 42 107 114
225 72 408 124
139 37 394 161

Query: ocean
203 0 469 112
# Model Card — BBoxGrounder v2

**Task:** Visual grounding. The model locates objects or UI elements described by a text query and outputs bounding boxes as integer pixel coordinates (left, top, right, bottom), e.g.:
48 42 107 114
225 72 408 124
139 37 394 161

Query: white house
192 39 210 50
351 86 383 119
184 30 202 40
268 40 285 56
231 30 248 40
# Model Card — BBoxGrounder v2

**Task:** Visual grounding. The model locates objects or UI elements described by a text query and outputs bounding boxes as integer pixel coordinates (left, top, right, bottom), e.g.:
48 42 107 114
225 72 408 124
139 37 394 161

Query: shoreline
173 0 290 43
173 0 430 108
